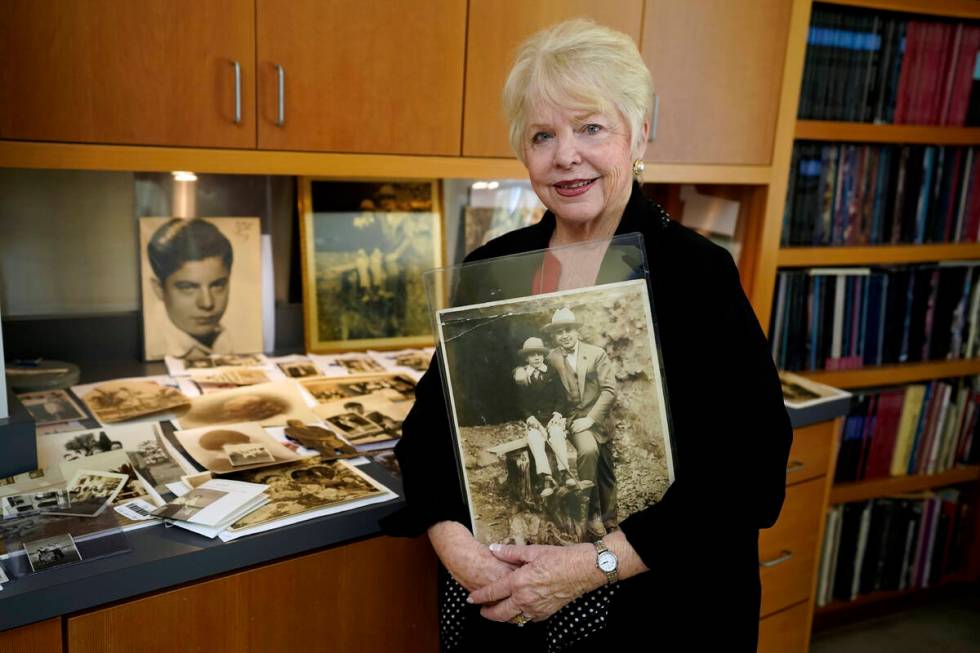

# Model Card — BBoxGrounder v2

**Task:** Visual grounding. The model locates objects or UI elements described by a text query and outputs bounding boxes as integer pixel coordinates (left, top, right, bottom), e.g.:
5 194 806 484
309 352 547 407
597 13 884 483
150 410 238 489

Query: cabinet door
256 0 465 155
463 0 643 158
641 0 791 165
0 0 255 148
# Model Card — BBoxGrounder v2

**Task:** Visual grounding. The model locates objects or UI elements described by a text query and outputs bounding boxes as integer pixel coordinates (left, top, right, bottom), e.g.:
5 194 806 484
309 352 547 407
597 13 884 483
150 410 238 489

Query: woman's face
522 103 640 229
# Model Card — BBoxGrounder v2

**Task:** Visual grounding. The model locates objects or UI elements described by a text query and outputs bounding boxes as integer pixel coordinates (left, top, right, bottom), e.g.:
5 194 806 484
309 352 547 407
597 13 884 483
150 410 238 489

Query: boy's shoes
540 474 557 498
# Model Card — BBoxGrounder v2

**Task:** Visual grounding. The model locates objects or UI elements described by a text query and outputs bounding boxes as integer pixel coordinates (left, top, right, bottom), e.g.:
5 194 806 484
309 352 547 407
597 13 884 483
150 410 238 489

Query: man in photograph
543 307 618 538
147 218 234 360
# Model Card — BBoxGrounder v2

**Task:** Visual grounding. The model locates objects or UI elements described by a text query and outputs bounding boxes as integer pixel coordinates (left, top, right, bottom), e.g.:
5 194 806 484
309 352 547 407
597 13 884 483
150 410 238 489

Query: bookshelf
829 465 980 503
756 0 980 638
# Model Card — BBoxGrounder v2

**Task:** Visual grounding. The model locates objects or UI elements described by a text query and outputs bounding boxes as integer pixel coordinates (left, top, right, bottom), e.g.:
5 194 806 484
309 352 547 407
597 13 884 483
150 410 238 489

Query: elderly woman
384 18 792 652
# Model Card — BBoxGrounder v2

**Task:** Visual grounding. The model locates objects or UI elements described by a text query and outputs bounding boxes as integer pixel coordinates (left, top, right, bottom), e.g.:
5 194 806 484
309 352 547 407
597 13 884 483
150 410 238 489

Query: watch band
594 538 619 584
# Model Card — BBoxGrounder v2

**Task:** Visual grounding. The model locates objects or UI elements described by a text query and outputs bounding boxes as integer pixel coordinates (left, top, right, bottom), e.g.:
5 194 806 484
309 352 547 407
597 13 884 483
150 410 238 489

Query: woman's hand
466 542 602 622
427 521 518 593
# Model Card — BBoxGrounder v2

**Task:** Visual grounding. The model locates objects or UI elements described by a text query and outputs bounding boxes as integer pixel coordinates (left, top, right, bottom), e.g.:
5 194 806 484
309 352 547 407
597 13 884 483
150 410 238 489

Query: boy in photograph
147 218 234 360
513 336 576 498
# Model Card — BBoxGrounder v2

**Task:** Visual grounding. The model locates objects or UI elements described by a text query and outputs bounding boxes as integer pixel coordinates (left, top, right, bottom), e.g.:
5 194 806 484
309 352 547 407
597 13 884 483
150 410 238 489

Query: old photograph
226 457 387 533
140 217 263 361
300 179 442 352
224 443 275 466
176 381 318 429
313 392 412 445
57 469 130 517
152 487 227 521
437 280 674 546
299 373 417 405
173 422 305 474
24 533 82 572
368 348 433 374
18 389 86 425
276 360 319 379
779 370 852 408
75 378 189 424
1 490 70 519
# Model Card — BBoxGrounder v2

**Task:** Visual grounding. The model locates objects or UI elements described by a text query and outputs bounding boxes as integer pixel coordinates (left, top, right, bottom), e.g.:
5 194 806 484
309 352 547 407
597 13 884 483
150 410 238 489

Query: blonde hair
502 18 653 162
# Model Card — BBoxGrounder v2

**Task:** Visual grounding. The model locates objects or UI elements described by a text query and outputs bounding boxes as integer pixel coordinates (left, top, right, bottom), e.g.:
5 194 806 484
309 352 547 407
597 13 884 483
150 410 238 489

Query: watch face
597 551 617 572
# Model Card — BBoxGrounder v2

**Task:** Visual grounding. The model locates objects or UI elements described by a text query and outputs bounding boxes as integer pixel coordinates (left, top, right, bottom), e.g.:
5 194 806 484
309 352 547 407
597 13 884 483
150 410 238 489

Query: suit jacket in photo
546 342 616 443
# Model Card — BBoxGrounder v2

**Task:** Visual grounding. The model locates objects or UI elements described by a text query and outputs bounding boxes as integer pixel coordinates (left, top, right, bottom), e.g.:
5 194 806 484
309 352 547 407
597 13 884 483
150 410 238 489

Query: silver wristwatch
594 538 619 584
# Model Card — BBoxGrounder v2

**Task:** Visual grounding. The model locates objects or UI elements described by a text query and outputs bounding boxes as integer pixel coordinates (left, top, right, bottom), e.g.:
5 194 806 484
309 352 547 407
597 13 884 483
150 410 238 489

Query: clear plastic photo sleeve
423 234 676 546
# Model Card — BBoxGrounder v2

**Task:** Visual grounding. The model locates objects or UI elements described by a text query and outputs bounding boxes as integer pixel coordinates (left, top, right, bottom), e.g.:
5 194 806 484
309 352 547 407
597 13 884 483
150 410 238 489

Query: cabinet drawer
759 477 826 616
786 422 835 485
758 601 810 653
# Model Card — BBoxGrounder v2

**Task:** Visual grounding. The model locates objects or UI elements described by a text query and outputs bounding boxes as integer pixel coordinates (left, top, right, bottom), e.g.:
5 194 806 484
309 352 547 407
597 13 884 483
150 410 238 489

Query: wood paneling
256 0 466 155
786 422 835 486
67 536 438 653
641 0 792 165
0 0 255 148
757 602 811 653
0 618 61 653
462 0 643 158
759 478 826 617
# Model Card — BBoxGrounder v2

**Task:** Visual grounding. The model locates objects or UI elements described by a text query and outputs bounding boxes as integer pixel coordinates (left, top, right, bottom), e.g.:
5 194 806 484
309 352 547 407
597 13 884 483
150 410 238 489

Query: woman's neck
548 190 629 247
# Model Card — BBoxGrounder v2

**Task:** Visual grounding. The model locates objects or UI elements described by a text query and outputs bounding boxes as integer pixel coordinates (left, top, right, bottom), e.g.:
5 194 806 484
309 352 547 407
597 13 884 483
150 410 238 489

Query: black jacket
383 183 793 651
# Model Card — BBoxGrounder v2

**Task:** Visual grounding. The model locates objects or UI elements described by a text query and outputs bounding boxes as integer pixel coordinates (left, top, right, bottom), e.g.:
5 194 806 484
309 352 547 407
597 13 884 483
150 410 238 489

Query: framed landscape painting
299 179 442 352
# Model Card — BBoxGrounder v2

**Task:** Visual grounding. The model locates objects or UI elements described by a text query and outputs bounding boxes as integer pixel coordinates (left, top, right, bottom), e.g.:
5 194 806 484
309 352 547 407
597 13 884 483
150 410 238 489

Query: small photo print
277 361 320 379
76 378 189 424
58 469 130 517
224 443 275 466
1 490 70 519
152 487 227 521
323 412 383 441
24 533 82 572
186 354 267 370
0 562 9 583
18 390 87 425
174 422 305 474
177 381 318 430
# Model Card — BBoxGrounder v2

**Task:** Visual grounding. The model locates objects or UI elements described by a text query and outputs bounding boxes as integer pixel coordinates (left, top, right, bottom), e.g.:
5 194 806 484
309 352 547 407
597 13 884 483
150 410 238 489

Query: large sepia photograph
139 217 263 361
437 280 673 546
299 179 442 352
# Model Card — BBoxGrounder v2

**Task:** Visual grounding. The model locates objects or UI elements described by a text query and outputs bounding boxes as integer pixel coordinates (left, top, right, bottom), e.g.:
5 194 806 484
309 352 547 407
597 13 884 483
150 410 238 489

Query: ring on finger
511 613 531 627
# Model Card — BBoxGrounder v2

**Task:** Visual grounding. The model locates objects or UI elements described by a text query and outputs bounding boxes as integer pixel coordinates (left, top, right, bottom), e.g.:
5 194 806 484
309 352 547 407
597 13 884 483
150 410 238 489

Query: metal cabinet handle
759 550 793 568
648 93 660 142
275 64 285 127
232 60 242 125
786 461 805 474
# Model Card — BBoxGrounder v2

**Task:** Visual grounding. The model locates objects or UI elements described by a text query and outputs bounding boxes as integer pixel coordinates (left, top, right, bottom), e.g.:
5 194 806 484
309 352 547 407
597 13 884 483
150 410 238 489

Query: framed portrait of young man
298 179 443 353
139 217 263 362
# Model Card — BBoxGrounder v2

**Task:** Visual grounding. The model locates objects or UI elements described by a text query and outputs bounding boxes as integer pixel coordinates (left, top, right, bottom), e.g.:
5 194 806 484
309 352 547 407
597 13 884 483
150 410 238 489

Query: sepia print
55 469 130 517
226 457 387 532
313 391 412 445
176 381 318 430
76 379 189 424
437 280 674 546
18 390 87 426
300 179 442 352
173 422 305 474
152 487 227 521
299 373 416 405
140 217 263 361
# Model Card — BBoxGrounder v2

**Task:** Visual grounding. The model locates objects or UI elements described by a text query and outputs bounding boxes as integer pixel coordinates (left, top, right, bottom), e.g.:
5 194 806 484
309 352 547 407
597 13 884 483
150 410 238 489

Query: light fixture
487 181 500 190
171 171 198 182
471 181 489 190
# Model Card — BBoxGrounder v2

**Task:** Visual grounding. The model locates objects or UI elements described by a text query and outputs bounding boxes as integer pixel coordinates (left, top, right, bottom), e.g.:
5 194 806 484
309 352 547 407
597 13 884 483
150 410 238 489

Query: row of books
799 5 980 124
835 379 980 483
782 143 980 246
770 264 980 372
816 490 972 606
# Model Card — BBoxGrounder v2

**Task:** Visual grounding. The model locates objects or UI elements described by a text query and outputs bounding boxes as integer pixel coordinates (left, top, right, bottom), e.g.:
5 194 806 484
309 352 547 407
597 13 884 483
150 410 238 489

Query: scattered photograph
151 487 227 522
75 378 189 424
59 450 151 505
277 360 320 379
173 422 306 474
140 217 263 361
437 279 674 546
299 178 442 352
0 510 119 558
18 390 86 425
313 391 412 445
185 354 268 370
368 348 433 374
299 373 417 405
226 457 388 533
56 469 130 517
24 533 82 572
779 371 852 409
176 381 318 430
224 443 275 466
1 490 70 519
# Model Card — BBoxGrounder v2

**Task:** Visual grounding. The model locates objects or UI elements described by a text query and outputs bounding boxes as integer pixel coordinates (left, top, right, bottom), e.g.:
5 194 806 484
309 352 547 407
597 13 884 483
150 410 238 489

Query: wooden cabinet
256 0 466 155
66 536 438 653
641 0 792 165
0 618 60 653
462 0 644 158
0 0 256 149
758 602 811 653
